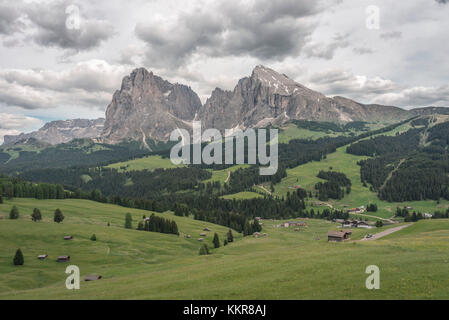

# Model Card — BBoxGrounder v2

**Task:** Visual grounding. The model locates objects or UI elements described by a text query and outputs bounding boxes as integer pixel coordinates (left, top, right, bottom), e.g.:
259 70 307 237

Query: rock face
197 65 412 132
3 118 105 146
102 68 202 145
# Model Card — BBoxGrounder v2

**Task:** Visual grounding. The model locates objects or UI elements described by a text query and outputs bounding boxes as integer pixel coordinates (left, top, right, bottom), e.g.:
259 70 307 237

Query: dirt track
361 224 411 241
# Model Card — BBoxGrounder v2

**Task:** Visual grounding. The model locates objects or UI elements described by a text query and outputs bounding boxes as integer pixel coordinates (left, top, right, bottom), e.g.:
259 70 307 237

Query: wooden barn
64 236 73 240
37 254 48 260
327 230 352 242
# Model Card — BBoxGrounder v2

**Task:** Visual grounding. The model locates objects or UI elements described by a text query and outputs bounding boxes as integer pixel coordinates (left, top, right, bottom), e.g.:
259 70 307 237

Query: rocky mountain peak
102 67 202 146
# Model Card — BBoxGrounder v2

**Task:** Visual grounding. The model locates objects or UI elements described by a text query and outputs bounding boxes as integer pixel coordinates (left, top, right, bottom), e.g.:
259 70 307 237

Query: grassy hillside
1 199 448 299
0 198 241 298
270 118 449 220
105 155 183 172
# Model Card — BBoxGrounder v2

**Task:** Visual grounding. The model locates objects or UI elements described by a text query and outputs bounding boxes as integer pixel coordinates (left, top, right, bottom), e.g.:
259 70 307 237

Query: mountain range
3 65 447 148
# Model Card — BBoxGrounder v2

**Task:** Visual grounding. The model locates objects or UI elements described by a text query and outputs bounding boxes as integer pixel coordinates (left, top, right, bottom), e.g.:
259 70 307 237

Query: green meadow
221 191 264 200
105 155 183 172
0 198 448 299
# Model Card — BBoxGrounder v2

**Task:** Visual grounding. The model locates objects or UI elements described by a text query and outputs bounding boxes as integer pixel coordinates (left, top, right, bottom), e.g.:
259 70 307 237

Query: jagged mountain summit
197 65 411 132
102 68 202 145
3 118 105 146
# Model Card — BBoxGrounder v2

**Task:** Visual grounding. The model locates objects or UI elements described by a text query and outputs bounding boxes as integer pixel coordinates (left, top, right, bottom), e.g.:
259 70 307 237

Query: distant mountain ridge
3 118 105 146
3 65 449 147
100 66 418 146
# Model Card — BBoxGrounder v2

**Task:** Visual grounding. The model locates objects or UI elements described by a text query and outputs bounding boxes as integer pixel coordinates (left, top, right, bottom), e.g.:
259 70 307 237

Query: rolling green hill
1 198 448 299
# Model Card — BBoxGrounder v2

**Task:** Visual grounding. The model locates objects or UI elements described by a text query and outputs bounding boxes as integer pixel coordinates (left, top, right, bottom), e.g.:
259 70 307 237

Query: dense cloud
0 60 130 110
0 3 23 35
135 0 331 67
374 85 449 108
307 68 398 103
0 0 114 51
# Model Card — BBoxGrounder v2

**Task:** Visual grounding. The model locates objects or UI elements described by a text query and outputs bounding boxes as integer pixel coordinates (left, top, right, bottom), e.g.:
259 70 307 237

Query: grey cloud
352 47 374 55
0 3 23 35
308 69 398 103
24 1 114 51
374 85 449 107
0 0 114 51
0 60 129 110
136 0 331 68
380 31 402 40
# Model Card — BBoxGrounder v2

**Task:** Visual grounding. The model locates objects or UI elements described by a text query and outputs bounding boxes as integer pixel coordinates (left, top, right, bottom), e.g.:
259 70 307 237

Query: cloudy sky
0 0 448 142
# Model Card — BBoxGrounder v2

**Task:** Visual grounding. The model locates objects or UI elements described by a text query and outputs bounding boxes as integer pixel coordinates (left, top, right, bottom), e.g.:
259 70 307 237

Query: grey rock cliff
102 68 202 146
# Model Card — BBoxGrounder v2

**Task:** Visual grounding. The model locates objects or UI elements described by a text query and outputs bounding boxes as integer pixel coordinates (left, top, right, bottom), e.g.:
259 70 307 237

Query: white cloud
0 113 43 143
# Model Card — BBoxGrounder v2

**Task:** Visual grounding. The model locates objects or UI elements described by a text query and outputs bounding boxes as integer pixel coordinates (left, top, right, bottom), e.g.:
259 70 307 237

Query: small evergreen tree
125 213 132 229
375 220 383 228
213 233 220 248
9 205 19 219
13 248 24 266
107 222 110 227
0 195 3 204
199 244 209 255
90 234 97 241
223 239 228 246
227 229 234 243
31 208 42 222
137 220 144 230
53 208 64 223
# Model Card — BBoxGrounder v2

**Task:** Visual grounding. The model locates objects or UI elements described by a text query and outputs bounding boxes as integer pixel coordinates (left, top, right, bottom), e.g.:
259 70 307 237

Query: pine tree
31 208 42 222
125 213 132 229
199 244 209 255
375 220 383 228
223 239 228 246
213 233 220 248
227 229 234 243
90 234 97 241
53 208 64 223
137 220 144 230
13 248 24 266
0 195 3 204
9 205 19 219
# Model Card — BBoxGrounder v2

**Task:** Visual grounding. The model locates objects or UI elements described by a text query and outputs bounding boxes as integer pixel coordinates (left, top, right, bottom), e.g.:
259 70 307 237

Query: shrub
9 206 19 219
53 208 64 223
13 248 24 266
31 208 42 222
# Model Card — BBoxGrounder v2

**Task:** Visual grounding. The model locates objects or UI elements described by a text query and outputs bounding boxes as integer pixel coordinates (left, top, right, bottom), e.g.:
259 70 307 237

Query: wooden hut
64 236 73 240
84 275 102 281
327 230 351 242
37 254 48 260
57 255 70 262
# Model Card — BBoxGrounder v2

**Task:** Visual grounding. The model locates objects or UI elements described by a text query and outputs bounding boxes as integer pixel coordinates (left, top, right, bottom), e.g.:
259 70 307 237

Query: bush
53 208 64 223
375 220 384 228
9 206 19 219
199 244 210 255
90 234 97 241
125 213 132 229
31 208 42 222
13 248 24 266
213 233 220 248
